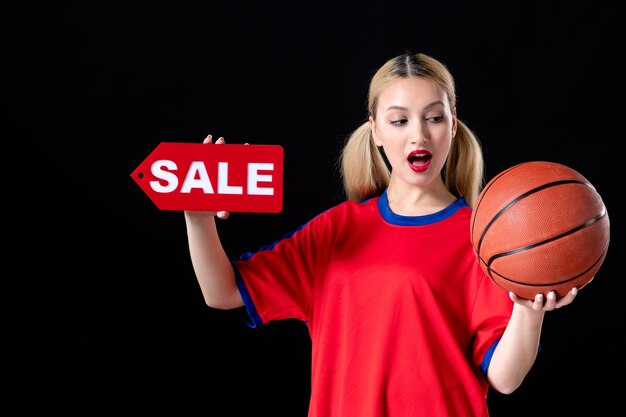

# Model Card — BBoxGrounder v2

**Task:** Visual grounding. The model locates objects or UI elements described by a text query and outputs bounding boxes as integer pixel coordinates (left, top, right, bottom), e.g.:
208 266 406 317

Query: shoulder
302 197 379 230
320 196 378 219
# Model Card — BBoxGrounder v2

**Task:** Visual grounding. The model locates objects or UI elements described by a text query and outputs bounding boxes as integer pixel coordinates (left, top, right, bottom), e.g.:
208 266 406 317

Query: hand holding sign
202 135 234 219
131 135 284 213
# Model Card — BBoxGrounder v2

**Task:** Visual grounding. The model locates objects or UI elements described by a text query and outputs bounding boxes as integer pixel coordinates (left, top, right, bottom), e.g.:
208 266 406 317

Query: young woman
183 52 577 417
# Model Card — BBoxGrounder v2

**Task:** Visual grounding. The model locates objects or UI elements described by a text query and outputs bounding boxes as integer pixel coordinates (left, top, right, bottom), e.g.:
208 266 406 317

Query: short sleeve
233 209 336 327
470 265 514 374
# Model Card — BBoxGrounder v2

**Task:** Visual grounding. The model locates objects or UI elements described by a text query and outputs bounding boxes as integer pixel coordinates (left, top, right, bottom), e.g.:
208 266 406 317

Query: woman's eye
390 119 408 125
427 115 444 123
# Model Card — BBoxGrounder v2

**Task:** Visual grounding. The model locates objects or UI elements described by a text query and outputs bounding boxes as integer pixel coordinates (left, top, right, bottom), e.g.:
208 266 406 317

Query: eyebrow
385 100 446 112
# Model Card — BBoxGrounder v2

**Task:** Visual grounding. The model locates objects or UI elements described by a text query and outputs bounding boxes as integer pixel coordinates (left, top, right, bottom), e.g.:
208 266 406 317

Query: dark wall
7 1 623 415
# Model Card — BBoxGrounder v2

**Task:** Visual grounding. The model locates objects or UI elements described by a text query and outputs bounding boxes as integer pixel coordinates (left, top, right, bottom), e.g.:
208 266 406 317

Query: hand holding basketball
509 287 578 311
470 161 610 300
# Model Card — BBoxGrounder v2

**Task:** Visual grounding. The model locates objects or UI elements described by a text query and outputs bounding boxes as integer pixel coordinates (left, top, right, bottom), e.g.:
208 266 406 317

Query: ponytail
445 120 484 207
340 121 390 202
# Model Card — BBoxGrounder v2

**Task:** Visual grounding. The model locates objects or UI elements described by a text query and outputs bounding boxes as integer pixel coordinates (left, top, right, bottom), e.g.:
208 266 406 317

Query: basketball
470 161 610 300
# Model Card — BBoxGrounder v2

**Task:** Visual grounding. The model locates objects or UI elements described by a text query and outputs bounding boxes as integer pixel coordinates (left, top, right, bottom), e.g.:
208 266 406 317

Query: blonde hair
340 52 484 207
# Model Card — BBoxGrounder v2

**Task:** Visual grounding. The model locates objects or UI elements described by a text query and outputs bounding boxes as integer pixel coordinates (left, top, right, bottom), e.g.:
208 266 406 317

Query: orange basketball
470 161 610 299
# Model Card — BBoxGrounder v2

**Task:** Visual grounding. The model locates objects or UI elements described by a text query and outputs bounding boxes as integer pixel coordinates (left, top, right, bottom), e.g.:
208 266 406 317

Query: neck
386 180 456 216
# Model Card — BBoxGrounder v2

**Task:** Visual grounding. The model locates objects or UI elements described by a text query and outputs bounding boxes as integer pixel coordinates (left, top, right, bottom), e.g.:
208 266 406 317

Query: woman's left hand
509 287 578 311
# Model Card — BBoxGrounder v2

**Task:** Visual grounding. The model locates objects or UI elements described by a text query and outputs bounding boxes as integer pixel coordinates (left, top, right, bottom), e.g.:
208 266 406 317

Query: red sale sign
131 142 284 213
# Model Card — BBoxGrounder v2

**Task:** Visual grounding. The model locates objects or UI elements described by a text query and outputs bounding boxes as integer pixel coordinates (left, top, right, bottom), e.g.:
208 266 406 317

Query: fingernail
537 294 543 301
572 287 578 295
548 291 556 299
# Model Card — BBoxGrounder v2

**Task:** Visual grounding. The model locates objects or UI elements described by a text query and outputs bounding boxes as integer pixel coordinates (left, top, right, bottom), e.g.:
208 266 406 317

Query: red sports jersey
233 190 513 417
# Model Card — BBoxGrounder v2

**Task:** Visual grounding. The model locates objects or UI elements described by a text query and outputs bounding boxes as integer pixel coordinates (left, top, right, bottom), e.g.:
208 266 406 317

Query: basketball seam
486 244 608 288
471 164 519 247
473 179 593 256
485 207 607 264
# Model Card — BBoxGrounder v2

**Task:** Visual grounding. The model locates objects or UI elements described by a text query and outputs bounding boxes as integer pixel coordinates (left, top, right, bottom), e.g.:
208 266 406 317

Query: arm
183 135 243 310
486 288 578 394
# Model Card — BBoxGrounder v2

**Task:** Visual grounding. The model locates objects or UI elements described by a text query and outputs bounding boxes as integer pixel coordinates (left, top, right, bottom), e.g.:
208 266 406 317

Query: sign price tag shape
131 142 284 213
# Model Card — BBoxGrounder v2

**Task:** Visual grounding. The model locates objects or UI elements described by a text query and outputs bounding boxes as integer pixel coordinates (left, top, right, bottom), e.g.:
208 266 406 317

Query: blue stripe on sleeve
480 337 501 376
234 264 263 328
480 337 542 376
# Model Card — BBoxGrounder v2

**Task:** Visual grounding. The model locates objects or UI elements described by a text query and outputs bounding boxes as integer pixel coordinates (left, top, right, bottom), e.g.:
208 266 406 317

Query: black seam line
471 166 516 247
486 208 606 268
486 244 608 287
476 179 593 255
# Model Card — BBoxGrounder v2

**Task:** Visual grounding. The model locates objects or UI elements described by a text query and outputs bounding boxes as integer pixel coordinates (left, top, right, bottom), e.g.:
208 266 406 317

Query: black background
7 1 624 415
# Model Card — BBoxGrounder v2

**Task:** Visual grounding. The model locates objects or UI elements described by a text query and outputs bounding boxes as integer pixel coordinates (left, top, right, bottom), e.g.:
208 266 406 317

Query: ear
369 116 382 146
451 109 458 137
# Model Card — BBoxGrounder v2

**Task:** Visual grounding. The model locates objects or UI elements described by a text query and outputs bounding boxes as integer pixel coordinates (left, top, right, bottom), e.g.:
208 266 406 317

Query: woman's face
370 76 456 190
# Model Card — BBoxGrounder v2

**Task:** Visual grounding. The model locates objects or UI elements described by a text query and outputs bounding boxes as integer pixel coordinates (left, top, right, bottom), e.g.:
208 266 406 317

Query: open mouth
408 153 431 166
407 150 432 172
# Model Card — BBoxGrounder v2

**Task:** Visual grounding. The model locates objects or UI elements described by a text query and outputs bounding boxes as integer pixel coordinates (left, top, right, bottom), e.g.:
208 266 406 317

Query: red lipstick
407 150 432 172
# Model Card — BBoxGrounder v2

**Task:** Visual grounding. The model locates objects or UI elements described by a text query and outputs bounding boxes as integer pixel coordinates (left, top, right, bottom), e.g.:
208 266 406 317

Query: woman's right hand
184 134 230 219
183 133 243 309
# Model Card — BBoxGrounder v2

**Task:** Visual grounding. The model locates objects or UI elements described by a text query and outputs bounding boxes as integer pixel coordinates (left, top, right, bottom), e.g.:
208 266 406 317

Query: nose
410 120 429 144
